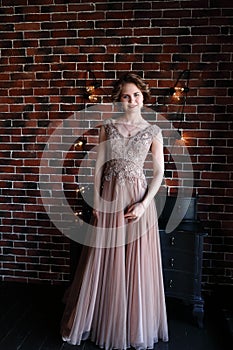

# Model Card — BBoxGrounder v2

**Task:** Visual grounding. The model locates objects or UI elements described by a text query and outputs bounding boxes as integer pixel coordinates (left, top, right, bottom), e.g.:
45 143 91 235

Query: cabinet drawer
163 270 201 298
161 251 199 275
159 230 197 253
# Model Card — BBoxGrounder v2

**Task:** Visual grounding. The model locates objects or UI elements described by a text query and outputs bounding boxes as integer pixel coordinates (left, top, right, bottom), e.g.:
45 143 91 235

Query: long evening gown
61 118 168 349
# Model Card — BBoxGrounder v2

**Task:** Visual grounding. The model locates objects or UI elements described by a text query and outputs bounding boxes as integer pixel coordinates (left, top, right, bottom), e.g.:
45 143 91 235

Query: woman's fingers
124 203 145 221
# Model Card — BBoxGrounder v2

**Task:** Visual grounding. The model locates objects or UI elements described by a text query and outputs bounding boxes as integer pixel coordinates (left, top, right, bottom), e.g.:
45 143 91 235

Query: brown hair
111 73 151 103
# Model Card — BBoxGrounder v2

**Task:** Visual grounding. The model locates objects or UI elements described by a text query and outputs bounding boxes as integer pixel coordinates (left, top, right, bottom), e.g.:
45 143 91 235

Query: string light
76 186 86 194
169 70 190 99
75 140 83 147
84 70 101 103
164 69 190 178
85 85 99 102
74 137 87 151
74 210 84 224
170 87 186 101
75 210 83 216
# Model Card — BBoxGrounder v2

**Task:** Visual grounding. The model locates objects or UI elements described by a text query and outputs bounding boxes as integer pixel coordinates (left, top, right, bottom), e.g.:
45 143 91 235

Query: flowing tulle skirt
61 177 168 349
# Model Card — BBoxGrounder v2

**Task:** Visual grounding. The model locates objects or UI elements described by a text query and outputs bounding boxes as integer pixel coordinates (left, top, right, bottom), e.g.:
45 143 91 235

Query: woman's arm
93 125 107 218
141 131 164 209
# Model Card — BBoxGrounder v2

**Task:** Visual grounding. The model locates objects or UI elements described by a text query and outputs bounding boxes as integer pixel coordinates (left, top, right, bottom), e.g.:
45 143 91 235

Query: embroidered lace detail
103 159 147 187
102 119 162 187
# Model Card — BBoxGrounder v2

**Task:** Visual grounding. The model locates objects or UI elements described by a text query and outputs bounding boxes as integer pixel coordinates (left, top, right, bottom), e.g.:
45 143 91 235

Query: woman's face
120 83 144 114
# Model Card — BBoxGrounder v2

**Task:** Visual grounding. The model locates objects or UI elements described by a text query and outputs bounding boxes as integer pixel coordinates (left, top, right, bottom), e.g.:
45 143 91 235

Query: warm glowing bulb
86 85 95 93
89 95 98 102
75 210 83 216
173 87 184 101
74 140 84 149
76 186 85 194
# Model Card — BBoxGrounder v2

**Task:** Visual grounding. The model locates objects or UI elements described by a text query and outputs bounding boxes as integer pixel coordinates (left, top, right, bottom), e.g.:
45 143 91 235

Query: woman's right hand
124 202 145 222
92 208 99 220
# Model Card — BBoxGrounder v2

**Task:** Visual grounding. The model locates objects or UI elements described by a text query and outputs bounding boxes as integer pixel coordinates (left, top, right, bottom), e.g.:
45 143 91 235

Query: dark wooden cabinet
157 196 207 328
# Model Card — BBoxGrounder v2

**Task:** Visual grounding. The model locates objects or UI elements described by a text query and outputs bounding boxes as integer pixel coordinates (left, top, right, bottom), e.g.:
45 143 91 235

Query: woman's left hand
124 202 145 222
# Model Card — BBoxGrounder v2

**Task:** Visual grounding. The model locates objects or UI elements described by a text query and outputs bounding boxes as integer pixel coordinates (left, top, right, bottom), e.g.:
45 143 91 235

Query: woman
61 73 168 349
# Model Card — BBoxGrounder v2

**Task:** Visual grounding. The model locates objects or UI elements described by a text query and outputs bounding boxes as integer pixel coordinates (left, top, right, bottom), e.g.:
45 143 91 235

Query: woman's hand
92 208 99 220
124 202 145 222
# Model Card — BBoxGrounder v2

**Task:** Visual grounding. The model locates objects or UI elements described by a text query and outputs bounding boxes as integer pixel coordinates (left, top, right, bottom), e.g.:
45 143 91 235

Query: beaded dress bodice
103 119 161 187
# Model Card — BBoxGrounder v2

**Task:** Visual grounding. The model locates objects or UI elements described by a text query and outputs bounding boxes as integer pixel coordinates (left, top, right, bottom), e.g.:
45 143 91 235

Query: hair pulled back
111 73 151 103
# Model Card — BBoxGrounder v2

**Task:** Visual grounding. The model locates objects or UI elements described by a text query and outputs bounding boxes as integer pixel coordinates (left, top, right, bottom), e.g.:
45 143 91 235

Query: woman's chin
126 107 141 114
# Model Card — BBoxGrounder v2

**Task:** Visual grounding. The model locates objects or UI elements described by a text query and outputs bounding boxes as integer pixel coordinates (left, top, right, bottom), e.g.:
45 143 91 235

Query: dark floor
0 282 231 350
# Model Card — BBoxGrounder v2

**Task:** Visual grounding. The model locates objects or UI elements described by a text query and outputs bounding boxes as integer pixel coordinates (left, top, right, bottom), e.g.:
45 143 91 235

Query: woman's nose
129 95 134 103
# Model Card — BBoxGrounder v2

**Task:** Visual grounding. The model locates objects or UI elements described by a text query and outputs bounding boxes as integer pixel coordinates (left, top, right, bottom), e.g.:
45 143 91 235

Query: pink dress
61 119 168 349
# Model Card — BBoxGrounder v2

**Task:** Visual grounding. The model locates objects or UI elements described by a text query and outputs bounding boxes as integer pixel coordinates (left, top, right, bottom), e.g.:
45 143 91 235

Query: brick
210 0 233 7
68 3 95 12
202 53 231 62
78 12 105 21
191 26 220 36
67 38 93 46
15 22 41 31
96 20 123 29
105 28 133 37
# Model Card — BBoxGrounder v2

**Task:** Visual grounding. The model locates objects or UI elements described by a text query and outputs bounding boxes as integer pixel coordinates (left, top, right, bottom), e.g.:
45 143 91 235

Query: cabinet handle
170 236 175 246
170 257 175 267
169 279 173 288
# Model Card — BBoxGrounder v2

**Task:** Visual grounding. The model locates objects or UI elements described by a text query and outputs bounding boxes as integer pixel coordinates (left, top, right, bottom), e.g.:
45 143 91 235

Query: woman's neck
120 113 144 125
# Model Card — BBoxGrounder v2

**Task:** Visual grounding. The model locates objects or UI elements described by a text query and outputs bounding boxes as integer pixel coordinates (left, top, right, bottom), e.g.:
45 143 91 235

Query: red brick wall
0 0 232 293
